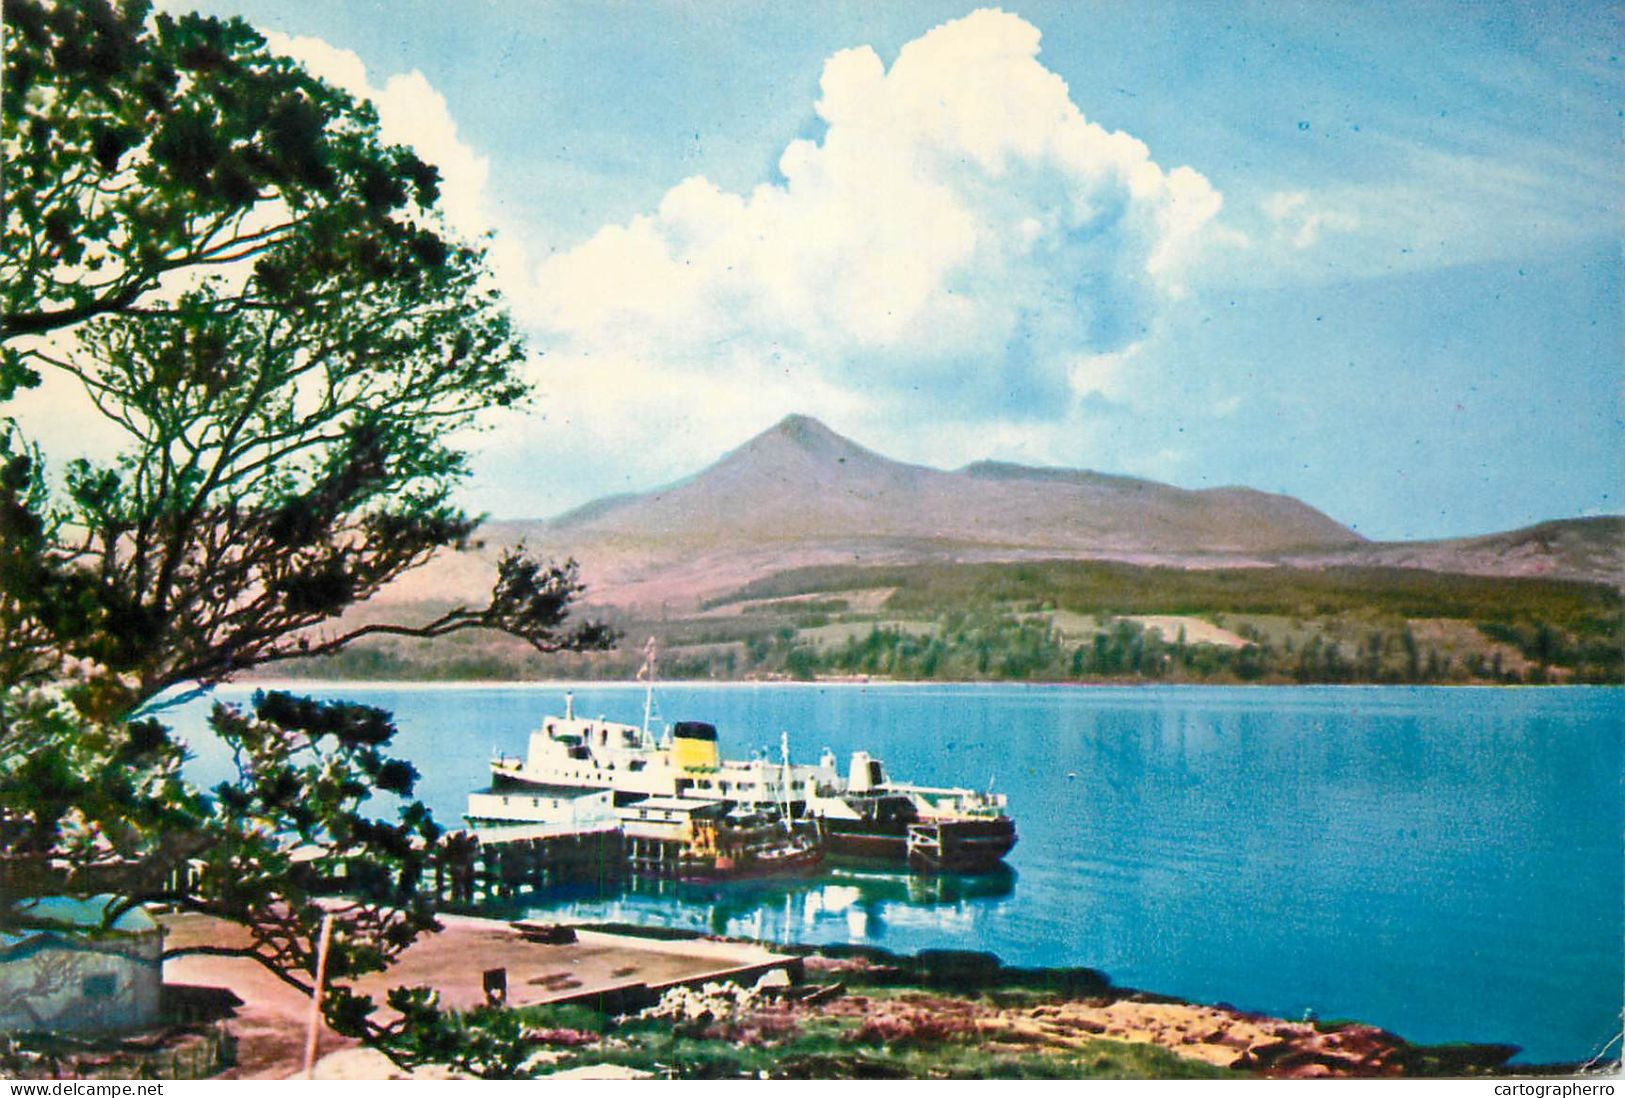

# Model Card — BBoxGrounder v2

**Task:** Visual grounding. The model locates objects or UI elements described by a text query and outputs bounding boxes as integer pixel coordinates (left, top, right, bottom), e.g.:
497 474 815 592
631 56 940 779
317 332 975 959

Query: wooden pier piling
433 826 625 906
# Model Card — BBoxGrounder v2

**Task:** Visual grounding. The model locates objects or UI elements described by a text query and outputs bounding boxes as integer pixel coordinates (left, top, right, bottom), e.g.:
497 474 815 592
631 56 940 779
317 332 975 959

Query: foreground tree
1 0 611 1068
5 0 461 342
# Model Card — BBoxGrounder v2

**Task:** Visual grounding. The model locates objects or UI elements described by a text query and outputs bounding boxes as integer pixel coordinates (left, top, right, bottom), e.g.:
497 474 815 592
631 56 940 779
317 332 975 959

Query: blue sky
153 1 1622 540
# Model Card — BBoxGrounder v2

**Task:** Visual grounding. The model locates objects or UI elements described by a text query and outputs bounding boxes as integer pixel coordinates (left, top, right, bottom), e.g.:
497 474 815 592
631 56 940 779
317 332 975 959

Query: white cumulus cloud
262 33 530 297
523 8 1226 460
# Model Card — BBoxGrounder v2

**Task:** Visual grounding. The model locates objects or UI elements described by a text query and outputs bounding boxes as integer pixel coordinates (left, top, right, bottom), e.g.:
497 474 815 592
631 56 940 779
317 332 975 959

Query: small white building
0 895 163 1035
466 783 617 833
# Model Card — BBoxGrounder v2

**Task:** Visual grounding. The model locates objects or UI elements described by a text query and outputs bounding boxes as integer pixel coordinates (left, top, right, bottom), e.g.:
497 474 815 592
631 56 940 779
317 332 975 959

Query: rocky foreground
595 950 1524 1080
14 916 1585 1080
506 935 1559 1081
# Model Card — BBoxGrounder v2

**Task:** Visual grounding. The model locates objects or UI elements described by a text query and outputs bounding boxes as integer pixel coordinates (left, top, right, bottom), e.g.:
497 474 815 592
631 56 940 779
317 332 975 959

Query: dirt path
162 916 356 1079
161 913 789 1078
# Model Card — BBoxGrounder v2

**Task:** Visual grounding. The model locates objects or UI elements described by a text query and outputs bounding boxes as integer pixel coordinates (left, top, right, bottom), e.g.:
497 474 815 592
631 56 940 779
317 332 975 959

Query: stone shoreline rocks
155 913 1582 1079
790 949 1527 1079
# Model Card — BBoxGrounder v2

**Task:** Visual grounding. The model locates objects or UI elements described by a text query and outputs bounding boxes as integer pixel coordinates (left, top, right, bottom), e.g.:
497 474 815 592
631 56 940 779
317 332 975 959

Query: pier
348 916 799 1017
432 823 625 905
159 912 800 1078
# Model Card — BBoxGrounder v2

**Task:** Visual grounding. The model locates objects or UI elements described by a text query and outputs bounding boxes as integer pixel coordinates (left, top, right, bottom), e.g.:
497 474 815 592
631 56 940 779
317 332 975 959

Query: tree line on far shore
285 557 1624 686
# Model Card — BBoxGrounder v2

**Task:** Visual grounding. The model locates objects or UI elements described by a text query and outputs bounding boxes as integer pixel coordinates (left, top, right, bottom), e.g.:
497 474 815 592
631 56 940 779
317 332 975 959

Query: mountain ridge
378 414 1617 611
536 413 1363 554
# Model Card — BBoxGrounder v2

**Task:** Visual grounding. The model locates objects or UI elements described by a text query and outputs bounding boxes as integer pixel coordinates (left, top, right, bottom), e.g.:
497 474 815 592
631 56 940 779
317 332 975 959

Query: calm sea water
167 682 1623 1064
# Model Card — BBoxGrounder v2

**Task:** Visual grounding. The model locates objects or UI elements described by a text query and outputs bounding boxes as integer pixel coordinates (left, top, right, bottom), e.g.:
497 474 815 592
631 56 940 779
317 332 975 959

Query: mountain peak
766 413 844 447
740 413 888 467
772 412 822 431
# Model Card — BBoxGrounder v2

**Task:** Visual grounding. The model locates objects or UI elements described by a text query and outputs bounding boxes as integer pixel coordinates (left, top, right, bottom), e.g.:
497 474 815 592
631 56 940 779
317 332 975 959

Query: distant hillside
1287 517 1624 587
285 415 1622 686
288 555 1623 687
400 415 1358 610
544 414 1360 552
375 415 1619 613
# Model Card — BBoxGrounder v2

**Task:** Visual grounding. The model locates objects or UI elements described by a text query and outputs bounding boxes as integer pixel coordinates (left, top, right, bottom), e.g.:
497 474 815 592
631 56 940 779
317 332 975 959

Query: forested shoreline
278 560 1625 686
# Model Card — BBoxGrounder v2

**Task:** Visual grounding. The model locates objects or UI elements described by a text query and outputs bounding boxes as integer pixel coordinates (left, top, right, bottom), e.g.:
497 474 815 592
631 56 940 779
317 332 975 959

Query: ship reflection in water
497 864 1018 948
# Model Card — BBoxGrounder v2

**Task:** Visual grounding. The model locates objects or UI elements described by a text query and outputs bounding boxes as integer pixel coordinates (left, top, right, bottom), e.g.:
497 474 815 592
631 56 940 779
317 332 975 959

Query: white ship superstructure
490 693 833 810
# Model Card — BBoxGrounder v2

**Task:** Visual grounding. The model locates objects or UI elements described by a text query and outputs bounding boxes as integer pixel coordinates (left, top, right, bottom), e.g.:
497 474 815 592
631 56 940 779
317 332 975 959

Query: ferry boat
486 645 1017 874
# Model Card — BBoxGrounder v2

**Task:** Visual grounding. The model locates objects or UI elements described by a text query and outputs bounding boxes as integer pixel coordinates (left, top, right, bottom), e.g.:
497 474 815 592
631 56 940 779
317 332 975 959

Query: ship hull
824 816 1017 874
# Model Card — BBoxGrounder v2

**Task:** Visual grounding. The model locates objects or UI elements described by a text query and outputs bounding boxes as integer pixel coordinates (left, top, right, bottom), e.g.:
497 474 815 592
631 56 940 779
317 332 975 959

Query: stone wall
0 930 163 1035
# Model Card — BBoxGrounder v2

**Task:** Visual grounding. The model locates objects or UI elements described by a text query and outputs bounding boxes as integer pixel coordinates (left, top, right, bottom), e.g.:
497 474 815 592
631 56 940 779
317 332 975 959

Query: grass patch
723 559 1620 632
547 1027 1230 1080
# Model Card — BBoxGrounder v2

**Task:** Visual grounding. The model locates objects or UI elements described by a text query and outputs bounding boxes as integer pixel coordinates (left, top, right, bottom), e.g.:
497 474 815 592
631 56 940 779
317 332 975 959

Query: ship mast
779 730 793 832
639 635 657 746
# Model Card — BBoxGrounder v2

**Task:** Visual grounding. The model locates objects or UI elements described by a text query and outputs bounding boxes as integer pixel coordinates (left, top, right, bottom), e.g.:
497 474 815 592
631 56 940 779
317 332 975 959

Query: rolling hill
1285 516 1625 586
